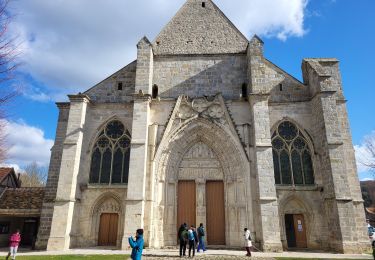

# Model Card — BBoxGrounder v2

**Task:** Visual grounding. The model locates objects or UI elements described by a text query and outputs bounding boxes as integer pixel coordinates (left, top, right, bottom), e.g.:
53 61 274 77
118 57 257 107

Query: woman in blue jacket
128 229 144 260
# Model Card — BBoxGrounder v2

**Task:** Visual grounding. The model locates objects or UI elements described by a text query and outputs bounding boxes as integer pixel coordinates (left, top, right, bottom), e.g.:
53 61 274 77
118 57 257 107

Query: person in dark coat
178 223 188 257
197 223 206 252
128 229 144 260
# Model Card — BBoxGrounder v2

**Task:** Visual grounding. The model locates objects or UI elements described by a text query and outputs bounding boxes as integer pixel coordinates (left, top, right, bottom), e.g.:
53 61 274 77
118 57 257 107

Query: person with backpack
6 229 21 260
178 223 188 257
128 229 144 260
188 226 196 257
244 228 252 257
197 223 206 252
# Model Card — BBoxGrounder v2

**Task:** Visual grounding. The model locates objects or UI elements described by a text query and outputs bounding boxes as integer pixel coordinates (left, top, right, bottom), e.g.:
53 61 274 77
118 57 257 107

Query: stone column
247 36 283 252
196 178 206 228
122 36 153 249
47 95 89 250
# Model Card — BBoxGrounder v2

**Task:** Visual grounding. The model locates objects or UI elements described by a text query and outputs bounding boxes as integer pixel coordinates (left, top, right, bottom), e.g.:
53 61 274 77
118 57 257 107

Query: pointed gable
153 0 248 55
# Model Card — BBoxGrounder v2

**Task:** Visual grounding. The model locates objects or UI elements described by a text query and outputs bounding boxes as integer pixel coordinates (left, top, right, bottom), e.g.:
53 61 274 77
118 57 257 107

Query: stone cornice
56 102 70 109
68 94 90 103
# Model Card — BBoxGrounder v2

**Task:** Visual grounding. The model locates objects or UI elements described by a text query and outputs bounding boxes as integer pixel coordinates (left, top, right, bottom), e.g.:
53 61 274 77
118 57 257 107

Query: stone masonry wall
84 61 136 103
70 103 133 248
153 0 248 55
36 104 70 249
153 55 247 99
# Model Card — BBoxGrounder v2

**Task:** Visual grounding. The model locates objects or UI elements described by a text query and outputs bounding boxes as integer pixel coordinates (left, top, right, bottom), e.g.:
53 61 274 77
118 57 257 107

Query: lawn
14 255 130 260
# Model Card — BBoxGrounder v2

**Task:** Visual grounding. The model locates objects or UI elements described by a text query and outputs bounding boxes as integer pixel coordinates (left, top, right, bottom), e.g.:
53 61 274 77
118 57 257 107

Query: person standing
128 229 144 260
197 223 206 252
244 228 252 257
188 226 196 258
179 224 188 257
6 229 21 260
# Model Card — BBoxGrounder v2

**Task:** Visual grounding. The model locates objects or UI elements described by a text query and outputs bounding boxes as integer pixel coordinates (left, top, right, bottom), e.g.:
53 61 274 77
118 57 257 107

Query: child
6 229 21 260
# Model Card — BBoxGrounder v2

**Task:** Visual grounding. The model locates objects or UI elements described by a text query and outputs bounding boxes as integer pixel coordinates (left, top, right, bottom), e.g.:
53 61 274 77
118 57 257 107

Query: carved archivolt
177 95 225 123
178 142 223 180
93 196 121 215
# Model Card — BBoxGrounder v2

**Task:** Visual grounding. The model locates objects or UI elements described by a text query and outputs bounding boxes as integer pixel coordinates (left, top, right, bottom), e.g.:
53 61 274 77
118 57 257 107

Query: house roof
0 167 20 188
0 168 14 182
152 0 249 55
0 187 44 216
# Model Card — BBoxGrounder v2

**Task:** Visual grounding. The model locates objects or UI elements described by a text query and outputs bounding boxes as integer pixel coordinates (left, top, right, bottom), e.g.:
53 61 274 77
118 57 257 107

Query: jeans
179 240 187 256
10 246 18 260
188 240 195 257
197 236 206 252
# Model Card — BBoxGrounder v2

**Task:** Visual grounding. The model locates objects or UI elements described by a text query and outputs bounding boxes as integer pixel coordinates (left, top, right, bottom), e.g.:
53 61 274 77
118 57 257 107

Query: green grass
15 255 130 260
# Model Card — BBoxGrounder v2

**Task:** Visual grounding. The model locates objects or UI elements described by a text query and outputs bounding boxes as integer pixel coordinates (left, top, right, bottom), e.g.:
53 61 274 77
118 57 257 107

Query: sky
1 0 374 179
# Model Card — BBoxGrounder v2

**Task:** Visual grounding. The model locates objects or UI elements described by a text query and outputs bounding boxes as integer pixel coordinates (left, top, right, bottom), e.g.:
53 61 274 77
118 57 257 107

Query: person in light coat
244 228 252 257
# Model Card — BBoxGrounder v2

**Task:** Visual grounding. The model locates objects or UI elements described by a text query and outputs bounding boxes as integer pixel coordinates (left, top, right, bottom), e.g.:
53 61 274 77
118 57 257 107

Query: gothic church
35 0 369 253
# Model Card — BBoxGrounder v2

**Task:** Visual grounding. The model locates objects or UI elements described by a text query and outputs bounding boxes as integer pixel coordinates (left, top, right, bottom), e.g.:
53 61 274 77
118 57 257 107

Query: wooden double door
285 214 307 248
177 181 225 245
98 213 119 246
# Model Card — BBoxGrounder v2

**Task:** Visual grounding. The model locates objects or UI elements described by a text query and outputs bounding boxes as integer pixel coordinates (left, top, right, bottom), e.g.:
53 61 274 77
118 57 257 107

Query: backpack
181 230 188 241
198 227 205 237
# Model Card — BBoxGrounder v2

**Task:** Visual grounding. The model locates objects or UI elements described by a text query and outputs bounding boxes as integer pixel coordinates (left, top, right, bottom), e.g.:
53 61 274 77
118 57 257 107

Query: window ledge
276 184 319 191
85 184 128 189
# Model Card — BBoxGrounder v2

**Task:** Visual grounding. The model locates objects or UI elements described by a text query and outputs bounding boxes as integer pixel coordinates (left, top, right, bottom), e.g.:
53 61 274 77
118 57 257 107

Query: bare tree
0 0 21 163
359 133 375 173
19 162 47 187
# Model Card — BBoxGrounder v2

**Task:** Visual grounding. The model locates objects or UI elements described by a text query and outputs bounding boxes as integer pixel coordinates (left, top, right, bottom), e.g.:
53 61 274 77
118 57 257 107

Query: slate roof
0 187 44 214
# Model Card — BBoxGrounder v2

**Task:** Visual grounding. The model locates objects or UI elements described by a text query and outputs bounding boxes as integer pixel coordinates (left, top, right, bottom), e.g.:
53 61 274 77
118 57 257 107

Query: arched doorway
91 194 122 247
177 142 226 245
152 118 252 247
278 194 314 250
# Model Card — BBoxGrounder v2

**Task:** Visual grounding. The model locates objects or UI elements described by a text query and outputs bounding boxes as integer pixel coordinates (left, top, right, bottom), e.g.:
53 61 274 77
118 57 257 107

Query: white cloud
1 119 54 168
9 0 309 99
355 131 375 174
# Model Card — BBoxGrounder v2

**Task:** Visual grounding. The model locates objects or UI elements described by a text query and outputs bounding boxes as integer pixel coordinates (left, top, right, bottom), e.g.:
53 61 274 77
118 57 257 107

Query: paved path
0 248 372 259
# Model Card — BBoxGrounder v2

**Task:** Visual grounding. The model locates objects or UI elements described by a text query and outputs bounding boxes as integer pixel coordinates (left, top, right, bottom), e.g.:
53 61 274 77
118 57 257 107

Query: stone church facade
35 0 369 253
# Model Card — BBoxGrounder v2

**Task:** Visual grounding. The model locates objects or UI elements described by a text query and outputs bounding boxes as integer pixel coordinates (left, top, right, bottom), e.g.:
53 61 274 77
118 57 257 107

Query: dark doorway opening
285 214 307 248
285 214 296 248
21 219 39 247
152 84 159 99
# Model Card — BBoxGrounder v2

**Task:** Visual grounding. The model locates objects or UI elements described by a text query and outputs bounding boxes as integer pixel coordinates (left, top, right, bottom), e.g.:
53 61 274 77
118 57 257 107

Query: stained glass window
272 121 314 186
89 120 131 185
273 150 281 185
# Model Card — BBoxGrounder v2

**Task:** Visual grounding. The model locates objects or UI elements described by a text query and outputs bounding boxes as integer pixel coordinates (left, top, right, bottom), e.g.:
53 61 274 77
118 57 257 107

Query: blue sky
2 0 374 179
